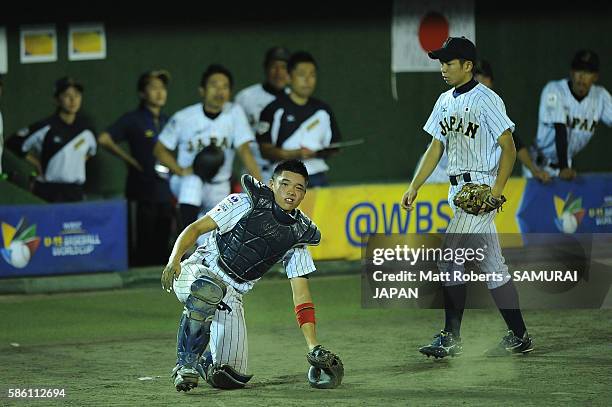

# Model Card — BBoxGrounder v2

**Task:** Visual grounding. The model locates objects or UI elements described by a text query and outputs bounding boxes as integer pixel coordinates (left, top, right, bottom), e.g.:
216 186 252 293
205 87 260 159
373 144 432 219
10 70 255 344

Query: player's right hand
559 168 576 180
401 186 418 211
161 262 181 293
300 147 316 159
533 168 551 183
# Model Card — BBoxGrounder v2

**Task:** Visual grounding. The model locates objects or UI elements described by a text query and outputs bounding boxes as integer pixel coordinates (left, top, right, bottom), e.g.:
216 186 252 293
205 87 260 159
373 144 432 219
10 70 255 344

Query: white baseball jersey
173 192 317 373
159 102 254 208
535 79 612 164
159 102 254 183
423 80 514 289
21 116 97 184
424 82 515 177
258 95 341 176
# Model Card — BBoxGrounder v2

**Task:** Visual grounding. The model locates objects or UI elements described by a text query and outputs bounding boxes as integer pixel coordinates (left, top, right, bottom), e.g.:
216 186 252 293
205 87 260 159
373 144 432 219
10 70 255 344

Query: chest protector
216 175 320 282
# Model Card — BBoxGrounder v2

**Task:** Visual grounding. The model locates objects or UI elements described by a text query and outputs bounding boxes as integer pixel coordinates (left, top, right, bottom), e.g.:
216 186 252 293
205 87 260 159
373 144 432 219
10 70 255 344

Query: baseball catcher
161 160 345 392
452 183 506 215
192 144 225 183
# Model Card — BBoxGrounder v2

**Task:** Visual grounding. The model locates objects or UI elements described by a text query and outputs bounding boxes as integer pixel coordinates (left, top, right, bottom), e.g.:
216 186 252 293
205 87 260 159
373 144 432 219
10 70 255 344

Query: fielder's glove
453 183 506 215
306 345 344 389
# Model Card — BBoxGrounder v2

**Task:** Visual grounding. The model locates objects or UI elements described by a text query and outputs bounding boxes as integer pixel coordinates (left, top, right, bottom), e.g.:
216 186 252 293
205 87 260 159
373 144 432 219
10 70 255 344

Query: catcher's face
200 73 231 112
269 171 307 211
440 59 473 87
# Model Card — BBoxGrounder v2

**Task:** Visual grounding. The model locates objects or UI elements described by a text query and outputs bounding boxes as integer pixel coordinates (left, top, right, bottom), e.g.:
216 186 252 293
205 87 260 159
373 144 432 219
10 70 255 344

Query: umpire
97 70 174 266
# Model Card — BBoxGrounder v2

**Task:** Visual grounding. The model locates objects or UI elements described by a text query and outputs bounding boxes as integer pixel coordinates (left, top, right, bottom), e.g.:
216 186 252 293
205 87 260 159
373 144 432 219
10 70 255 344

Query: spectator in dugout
97 70 174 266
257 51 342 187
10 77 96 202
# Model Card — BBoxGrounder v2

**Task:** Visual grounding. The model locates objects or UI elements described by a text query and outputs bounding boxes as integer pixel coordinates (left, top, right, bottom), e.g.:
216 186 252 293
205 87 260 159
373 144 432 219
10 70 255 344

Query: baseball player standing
153 64 262 231
235 46 291 182
401 37 532 358
526 50 612 180
416 59 550 184
161 160 343 391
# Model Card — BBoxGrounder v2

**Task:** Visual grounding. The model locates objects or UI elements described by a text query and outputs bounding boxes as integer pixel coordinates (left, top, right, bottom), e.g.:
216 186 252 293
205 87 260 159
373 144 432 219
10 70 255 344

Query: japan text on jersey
423 83 515 176
536 79 612 161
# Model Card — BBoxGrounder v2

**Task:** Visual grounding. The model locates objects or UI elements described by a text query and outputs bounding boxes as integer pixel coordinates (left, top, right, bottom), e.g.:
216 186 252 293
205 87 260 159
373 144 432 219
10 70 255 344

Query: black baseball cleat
485 330 534 356
171 365 199 392
419 330 463 359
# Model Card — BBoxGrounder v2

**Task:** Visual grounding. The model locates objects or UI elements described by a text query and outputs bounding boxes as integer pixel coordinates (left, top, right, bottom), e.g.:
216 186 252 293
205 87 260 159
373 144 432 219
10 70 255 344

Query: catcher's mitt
453 183 506 215
306 345 344 389
193 144 225 183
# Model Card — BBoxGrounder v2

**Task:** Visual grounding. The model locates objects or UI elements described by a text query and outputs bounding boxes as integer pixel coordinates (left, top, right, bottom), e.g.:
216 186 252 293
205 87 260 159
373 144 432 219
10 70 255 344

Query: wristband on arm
295 302 315 327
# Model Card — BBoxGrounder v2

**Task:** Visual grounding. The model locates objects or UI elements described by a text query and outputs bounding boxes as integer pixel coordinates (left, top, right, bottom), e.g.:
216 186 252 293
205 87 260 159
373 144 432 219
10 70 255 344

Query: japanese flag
392 0 475 72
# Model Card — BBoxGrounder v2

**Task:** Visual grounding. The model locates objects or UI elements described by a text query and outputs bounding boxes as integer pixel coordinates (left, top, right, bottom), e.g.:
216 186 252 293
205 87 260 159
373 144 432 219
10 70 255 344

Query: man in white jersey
401 37 533 358
235 46 291 182
154 64 261 231
527 50 612 179
161 160 342 391
416 59 550 184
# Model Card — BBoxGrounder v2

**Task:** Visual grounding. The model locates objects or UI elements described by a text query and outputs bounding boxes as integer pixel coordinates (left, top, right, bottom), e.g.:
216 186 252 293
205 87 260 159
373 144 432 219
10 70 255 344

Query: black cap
428 37 476 63
571 50 599 72
137 69 170 92
264 46 290 68
474 59 494 80
54 77 83 97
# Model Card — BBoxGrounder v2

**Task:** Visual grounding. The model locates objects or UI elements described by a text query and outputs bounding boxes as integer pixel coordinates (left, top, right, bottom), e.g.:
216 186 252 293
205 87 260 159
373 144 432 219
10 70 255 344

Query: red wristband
295 302 315 327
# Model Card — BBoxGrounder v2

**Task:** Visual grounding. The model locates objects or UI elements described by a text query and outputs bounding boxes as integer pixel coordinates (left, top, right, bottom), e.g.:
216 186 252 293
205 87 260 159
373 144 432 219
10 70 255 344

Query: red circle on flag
418 12 449 52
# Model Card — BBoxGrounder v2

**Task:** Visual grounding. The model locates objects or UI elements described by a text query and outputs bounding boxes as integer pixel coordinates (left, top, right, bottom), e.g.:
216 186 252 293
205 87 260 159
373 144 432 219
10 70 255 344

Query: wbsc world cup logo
1 218 41 268
554 192 585 234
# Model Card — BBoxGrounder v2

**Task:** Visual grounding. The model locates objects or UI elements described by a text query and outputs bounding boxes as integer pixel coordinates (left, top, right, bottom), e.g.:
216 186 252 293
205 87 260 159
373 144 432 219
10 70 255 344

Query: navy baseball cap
264 46 290 67
54 77 83 97
428 37 477 63
137 69 170 92
571 50 599 72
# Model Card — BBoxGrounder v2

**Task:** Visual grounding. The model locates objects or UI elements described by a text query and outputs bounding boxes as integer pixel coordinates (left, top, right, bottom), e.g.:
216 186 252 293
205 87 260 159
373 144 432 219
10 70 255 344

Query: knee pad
205 363 253 389
184 276 227 322
177 277 227 367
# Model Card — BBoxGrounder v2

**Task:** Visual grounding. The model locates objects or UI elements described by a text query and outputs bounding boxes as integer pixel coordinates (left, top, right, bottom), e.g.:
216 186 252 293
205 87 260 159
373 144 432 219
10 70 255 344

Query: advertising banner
0 200 127 277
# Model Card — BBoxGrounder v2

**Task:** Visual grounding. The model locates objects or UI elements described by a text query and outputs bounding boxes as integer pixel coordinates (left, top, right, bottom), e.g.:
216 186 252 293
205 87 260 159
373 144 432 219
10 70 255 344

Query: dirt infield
1 274 610 406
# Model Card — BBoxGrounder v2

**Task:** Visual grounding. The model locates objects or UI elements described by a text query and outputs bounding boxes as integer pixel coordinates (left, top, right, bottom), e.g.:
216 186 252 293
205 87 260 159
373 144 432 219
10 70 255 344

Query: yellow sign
68 23 106 61
20 25 57 63
299 178 526 261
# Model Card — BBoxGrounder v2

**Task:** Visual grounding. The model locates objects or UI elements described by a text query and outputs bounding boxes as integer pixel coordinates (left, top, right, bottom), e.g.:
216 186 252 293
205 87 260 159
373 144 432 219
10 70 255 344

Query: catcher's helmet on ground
193 144 225 182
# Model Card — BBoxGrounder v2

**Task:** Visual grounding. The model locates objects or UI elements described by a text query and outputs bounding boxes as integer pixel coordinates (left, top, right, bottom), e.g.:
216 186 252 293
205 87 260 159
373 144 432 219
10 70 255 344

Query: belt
449 173 472 186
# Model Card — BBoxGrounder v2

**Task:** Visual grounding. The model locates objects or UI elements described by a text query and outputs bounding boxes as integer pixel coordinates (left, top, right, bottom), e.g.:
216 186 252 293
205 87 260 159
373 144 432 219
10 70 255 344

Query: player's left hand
161 261 181 293
401 186 418 211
